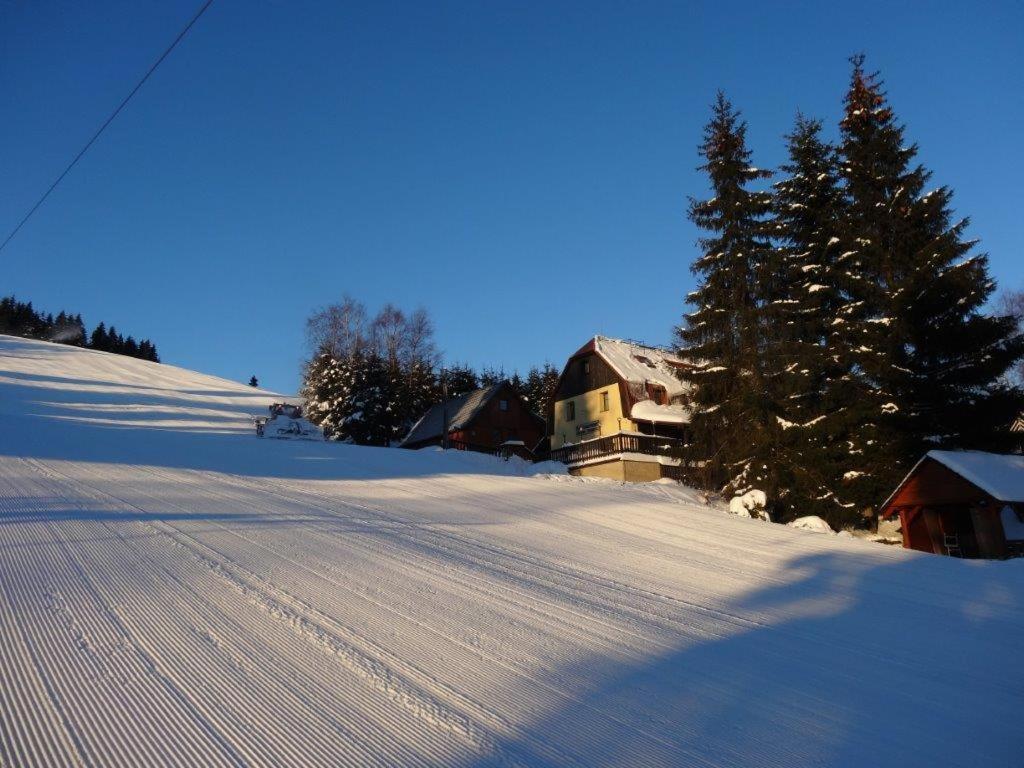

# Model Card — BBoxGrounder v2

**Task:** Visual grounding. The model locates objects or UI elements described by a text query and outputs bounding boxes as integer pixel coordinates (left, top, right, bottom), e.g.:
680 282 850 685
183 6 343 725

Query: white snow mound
787 515 835 534
729 489 770 521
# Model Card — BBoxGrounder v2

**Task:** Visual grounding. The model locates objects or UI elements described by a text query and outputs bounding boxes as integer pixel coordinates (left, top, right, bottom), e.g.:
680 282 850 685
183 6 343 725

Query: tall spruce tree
677 92 775 502
138 339 159 362
302 348 357 441
400 359 439 438
346 353 394 446
73 315 87 346
443 364 480 400
508 372 525 397
90 322 109 351
527 363 561 423
107 326 122 353
768 114 854 524
478 366 506 387
837 56 1024 516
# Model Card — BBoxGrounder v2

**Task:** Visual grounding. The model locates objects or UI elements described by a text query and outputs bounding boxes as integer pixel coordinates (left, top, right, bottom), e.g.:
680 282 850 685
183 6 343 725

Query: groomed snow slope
0 335 1021 768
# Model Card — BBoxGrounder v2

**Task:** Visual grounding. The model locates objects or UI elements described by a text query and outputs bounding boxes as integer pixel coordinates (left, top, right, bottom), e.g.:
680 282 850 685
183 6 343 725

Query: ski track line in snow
10 454 1010 768
100 459 834 692
138 463 1024 751
19 456 718 768
4 450 1022 767
166 463 983 690
47 456 758 654
138 464 746 641
2 468 352 768
0 457 1014 767
10 459 513 767
4 468 329 768
10 455 780 767
9 456 614 768
0 481 246 767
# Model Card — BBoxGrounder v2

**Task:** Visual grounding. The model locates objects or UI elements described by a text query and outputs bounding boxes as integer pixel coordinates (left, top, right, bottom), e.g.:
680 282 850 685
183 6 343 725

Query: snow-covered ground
1 334 1022 767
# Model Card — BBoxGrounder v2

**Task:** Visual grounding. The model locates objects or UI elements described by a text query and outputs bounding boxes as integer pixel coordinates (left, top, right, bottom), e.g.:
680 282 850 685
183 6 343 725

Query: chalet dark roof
401 383 506 446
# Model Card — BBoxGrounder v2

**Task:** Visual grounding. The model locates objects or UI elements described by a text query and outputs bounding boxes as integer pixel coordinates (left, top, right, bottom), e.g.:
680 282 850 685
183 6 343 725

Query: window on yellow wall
600 391 609 412
565 401 576 422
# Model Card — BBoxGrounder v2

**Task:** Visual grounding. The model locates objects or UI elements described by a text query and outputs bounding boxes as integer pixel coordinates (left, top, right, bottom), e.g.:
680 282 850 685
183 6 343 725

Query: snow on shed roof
592 336 688 398
926 450 1024 502
401 383 507 446
883 450 1024 511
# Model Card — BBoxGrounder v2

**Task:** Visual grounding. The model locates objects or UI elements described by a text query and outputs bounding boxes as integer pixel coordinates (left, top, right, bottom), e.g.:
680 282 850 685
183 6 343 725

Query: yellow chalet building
548 336 690 481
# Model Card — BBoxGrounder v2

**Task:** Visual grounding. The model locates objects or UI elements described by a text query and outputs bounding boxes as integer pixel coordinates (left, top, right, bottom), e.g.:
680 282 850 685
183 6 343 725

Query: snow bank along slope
1 334 1022 767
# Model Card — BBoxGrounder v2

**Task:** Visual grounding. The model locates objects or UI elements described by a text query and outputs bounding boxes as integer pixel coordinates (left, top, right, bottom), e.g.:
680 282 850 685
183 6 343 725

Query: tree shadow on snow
461 550 1024 768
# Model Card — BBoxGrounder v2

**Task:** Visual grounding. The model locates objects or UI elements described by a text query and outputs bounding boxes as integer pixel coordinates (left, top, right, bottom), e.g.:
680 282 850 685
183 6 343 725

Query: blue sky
2 1 1022 394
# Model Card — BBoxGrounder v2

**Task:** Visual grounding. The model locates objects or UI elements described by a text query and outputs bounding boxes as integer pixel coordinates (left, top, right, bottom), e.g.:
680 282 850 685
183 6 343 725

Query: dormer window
633 355 657 369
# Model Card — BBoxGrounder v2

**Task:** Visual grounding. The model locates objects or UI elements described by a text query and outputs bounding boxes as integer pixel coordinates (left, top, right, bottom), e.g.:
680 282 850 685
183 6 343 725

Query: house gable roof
926 450 1024 503
402 383 503 446
559 336 688 398
402 382 541 447
881 449 1024 514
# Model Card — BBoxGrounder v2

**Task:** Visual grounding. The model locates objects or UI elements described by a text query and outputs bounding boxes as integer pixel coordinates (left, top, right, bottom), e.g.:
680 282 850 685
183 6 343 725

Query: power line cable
0 0 215 256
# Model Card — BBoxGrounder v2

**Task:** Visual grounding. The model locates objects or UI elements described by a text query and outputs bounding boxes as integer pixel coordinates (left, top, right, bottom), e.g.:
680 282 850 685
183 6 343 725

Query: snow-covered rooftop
883 449 1024 512
401 383 507 446
593 336 688 399
926 450 1024 503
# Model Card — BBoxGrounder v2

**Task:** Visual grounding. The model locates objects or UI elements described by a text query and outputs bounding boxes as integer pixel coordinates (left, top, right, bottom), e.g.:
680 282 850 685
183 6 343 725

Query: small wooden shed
880 450 1024 559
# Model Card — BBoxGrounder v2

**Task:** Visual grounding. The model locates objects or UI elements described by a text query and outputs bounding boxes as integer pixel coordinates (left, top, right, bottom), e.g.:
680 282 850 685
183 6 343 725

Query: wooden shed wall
884 458 992 510
885 457 1014 558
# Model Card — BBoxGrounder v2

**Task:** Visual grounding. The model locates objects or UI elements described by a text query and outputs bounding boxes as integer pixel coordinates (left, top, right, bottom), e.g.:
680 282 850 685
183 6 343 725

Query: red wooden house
880 450 1024 559
400 381 545 457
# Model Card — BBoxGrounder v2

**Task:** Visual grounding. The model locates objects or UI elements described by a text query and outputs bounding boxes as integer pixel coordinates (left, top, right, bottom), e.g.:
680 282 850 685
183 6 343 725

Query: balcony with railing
549 431 683 468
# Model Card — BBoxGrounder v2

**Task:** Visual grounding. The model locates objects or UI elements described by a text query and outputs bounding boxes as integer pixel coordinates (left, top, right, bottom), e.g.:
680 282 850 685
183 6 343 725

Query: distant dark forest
0 296 159 363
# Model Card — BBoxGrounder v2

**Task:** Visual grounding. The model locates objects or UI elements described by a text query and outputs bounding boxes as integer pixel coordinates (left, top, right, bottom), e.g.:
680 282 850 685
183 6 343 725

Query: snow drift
0 334 1022 767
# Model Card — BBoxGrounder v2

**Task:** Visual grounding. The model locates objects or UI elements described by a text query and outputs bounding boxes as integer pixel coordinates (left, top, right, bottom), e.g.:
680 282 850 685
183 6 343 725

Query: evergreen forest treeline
0 296 160 363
